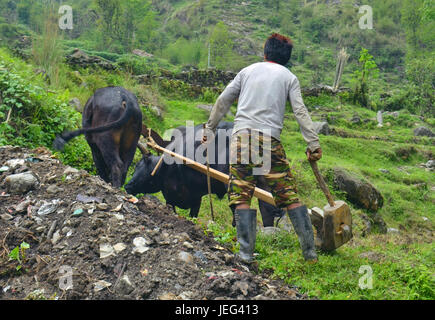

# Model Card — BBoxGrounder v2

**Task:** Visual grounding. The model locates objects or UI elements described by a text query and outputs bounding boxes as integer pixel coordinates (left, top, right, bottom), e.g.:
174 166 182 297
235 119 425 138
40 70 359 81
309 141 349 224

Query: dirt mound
0 146 305 300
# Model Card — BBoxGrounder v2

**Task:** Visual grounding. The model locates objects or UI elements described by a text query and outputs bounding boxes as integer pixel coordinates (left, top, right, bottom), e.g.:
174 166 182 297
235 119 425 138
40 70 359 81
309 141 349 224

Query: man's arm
204 73 242 136
288 77 321 154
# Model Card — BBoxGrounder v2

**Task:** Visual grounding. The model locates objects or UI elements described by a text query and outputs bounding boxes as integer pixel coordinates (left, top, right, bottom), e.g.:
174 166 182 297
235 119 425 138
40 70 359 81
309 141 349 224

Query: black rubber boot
235 209 257 263
287 206 318 262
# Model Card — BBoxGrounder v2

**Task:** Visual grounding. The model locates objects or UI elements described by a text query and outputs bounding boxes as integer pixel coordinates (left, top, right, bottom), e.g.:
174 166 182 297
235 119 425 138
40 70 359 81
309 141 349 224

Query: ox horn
137 142 150 156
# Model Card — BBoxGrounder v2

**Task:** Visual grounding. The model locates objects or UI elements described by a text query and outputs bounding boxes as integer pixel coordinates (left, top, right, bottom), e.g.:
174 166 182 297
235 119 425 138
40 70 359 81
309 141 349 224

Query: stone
351 115 361 124
5 159 25 169
183 241 194 249
358 251 385 262
414 126 434 137
177 251 194 264
333 167 384 212
46 185 64 194
387 228 399 234
97 203 109 210
113 243 127 253
15 200 32 213
425 160 435 169
100 243 115 259
94 280 112 292
117 275 134 295
5 172 38 193
262 227 281 236
150 105 162 118
51 230 62 244
194 251 208 264
132 49 153 58
76 194 102 203
132 237 150 254
158 292 179 300
37 200 60 216
63 167 79 175
113 213 124 220
1 213 13 221
234 281 249 296
69 98 83 113
312 122 330 135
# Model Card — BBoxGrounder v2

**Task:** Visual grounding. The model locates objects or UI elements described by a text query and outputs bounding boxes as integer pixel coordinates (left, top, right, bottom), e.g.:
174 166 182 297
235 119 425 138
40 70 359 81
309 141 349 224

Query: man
202 33 322 263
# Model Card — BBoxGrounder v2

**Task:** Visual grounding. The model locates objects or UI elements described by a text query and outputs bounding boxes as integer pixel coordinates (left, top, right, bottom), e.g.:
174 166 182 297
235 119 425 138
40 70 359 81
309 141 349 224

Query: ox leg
98 137 124 188
120 145 138 186
89 142 110 183
120 128 141 186
189 200 201 218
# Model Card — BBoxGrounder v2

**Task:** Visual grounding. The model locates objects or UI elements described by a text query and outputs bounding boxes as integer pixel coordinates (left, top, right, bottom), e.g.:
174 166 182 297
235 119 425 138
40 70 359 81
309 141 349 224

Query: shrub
116 54 160 75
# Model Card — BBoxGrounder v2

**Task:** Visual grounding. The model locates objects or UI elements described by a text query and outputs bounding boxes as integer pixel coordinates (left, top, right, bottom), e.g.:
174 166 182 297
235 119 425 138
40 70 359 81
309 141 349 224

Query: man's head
264 33 293 66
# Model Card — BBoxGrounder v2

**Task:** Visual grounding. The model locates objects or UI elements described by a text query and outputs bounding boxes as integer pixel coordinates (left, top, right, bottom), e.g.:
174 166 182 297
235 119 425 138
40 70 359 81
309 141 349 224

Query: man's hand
306 148 322 162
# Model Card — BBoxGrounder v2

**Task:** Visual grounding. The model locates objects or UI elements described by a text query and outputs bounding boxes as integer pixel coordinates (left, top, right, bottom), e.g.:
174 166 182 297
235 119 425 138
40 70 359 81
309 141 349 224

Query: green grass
129 92 434 300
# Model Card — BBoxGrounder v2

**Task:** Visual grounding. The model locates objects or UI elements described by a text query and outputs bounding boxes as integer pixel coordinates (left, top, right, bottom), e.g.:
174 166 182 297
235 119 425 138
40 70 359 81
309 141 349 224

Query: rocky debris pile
66 49 116 71
0 146 305 300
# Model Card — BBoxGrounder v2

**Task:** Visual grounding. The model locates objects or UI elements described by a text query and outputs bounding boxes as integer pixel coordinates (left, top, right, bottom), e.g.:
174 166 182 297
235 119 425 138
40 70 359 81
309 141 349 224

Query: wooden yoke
145 138 277 206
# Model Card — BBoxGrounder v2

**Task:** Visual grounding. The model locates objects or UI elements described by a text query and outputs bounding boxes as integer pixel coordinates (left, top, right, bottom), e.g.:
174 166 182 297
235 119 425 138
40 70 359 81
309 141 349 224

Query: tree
94 0 123 49
401 0 424 50
352 48 379 108
122 0 156 51
94 0 156 52
209 21 234 70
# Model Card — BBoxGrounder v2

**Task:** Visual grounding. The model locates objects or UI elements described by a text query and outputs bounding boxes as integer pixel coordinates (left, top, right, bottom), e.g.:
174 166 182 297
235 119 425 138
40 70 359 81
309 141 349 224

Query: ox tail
53 95 134 151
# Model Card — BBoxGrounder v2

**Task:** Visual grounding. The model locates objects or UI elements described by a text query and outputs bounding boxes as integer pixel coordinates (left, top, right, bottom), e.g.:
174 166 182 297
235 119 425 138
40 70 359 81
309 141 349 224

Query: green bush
116 54 160 75
0 64 77 147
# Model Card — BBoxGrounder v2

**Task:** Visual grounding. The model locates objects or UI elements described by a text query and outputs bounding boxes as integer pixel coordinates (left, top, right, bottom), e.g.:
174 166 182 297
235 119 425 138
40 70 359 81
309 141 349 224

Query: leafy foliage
351 48 379 109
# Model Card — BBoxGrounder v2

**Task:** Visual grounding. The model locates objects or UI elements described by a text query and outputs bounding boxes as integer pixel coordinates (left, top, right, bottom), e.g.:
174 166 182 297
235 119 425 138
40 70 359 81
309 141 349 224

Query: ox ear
137 142 150 157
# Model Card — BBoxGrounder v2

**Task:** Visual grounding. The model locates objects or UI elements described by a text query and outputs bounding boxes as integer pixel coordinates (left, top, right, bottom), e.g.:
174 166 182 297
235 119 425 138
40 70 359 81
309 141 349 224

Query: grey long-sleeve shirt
205 62 321 152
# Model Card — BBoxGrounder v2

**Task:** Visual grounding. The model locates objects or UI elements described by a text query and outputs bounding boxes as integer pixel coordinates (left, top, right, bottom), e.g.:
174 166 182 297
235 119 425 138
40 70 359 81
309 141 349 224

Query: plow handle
309 160 335 207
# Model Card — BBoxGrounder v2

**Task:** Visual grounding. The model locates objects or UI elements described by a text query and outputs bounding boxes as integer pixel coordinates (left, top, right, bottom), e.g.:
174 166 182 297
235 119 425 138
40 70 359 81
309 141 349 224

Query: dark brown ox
53 87 142 188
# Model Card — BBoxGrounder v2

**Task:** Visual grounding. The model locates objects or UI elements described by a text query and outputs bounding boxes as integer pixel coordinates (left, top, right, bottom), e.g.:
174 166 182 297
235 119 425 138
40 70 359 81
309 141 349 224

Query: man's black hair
264 33 293 66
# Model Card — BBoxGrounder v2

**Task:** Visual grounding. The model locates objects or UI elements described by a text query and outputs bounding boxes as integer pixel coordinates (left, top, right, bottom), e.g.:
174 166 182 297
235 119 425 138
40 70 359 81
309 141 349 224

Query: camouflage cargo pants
228 129 299 208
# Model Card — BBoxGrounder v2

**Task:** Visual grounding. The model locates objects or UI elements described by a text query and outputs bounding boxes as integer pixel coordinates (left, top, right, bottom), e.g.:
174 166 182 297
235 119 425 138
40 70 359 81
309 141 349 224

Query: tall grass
32 8 63 88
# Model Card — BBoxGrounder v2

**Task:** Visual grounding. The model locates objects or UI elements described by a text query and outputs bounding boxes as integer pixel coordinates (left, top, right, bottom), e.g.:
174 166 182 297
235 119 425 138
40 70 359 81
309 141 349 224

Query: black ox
54 87 142 188
125 122 284 227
